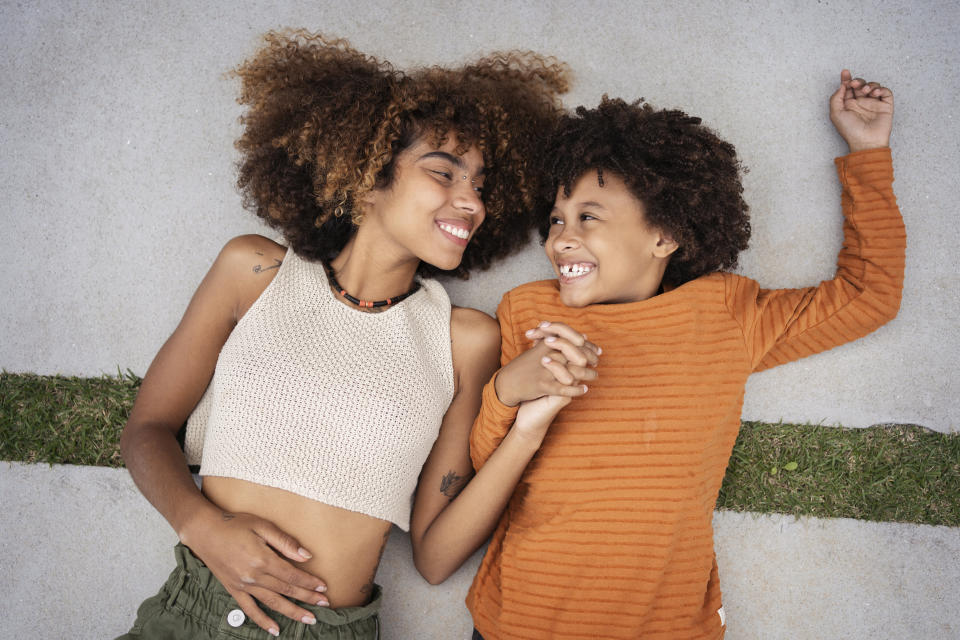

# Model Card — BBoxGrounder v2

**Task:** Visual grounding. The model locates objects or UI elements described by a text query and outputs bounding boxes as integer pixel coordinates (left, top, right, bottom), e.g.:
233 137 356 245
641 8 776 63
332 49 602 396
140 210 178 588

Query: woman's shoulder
449 306 500 389
208 235 289 317
450 306 498 344
217 234 287 268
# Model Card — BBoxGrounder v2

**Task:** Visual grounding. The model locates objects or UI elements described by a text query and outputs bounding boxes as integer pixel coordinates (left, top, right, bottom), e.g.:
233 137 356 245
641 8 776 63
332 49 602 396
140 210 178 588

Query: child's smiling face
545 170 678 308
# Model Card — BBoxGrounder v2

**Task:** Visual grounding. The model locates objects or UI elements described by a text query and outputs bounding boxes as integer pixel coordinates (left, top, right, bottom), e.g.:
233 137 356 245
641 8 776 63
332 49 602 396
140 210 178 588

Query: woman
119 30 567 639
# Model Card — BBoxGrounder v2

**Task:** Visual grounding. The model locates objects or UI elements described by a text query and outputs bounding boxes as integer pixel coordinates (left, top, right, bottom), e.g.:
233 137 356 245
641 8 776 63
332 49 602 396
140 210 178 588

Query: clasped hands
494 321 600 441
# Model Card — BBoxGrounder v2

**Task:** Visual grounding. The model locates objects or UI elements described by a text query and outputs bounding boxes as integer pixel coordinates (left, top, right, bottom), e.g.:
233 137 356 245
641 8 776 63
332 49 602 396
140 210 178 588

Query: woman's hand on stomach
201 476 393 611
179 502 330 635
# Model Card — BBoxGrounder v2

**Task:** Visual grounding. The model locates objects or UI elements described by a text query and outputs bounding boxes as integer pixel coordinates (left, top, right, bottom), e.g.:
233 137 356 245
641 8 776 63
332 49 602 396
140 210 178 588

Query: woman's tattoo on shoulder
440 470 469 499
253 256 282 273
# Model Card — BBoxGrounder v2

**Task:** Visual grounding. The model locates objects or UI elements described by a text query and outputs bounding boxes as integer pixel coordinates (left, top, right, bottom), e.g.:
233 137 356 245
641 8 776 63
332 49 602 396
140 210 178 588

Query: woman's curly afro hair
538 97 751 287
233 30 570 279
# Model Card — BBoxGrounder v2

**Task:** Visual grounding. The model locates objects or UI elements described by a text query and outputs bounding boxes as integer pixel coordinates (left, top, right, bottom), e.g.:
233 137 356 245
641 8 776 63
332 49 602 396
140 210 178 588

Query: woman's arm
121 235 327 636
409 309 594 584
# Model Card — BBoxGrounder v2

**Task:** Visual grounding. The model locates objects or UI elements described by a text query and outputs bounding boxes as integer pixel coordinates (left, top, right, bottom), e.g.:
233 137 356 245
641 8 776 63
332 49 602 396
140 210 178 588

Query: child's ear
654 232 679 258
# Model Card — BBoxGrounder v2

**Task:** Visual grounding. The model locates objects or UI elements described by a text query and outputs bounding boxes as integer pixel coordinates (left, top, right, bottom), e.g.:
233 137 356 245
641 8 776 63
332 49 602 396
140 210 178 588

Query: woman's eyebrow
419 151 485 177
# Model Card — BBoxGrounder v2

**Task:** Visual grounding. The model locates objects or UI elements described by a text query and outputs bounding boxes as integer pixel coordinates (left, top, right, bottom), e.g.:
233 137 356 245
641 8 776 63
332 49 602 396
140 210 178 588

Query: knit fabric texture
467 148 905 639
184 247 455 531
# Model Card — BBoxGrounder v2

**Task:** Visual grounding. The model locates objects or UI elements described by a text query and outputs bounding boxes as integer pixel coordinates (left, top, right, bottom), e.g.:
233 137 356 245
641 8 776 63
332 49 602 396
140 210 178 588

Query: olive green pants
117 544 381 639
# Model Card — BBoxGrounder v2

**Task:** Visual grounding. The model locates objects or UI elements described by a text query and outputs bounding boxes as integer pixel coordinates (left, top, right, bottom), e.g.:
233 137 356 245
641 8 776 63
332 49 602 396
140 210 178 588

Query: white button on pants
227 608 246 627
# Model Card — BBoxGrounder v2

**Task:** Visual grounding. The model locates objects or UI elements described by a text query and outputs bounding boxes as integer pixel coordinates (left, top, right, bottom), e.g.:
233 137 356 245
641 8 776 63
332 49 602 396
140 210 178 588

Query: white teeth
439 223 470 239
559 263 595 277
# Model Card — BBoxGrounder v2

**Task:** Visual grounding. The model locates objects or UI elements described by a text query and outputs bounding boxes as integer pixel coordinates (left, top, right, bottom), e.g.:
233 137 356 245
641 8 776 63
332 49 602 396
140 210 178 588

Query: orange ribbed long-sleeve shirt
467 149 905 639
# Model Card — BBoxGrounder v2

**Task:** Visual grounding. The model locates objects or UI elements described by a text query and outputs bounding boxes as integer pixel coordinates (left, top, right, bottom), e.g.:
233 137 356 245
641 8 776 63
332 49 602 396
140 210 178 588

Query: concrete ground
2 462 957 639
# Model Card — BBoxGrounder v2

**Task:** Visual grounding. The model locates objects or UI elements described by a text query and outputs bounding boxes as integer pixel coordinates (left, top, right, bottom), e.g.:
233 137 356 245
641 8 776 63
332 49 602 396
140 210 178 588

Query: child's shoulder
503 279 561 306
497 279 562 320
507 279 558 296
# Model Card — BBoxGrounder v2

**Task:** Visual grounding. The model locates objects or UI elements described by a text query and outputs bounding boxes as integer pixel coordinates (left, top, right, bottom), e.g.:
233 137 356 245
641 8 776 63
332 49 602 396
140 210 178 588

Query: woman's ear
358 189 378 208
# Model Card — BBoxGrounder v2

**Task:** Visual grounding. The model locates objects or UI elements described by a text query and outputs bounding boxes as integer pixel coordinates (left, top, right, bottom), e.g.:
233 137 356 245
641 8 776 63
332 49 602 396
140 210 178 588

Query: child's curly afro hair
233 30 570 279
538 97 751 286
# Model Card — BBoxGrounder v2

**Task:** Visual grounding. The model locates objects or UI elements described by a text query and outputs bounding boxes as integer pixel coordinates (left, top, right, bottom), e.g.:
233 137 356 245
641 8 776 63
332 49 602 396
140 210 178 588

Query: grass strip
1 371 139 468
717 420 960 526
2 373 958 526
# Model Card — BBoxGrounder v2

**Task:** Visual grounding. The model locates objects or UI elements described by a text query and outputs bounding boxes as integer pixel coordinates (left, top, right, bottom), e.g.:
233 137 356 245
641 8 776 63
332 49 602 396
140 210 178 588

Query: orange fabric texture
467 148 905 639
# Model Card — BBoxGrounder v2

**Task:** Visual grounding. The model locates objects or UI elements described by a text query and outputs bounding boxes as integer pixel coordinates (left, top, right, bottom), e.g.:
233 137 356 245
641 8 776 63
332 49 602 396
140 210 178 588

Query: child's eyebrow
576 200 607 210
418 151 486 177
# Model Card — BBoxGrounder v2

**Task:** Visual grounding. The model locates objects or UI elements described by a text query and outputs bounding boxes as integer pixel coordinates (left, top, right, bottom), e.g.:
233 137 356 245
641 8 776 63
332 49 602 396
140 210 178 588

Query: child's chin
559 288 594 308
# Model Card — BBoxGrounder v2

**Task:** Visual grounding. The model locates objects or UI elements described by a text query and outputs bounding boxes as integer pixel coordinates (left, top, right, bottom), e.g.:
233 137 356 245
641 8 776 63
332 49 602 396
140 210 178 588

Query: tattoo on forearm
360 529 391 597
253 258 282 273
440 470 469 499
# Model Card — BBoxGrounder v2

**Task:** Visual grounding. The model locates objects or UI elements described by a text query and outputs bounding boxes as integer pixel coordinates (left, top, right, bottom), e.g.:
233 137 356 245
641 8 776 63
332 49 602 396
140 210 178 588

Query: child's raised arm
830 69 894 152
735 71 903 373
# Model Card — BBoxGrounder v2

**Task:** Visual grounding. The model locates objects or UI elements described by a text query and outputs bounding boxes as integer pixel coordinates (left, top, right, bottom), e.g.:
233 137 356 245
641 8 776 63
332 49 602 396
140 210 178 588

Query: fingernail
545 336 556 343
302 615 317 624
525 329 535 337
541 357 552 364
298 547 312 559
318 600 330 607
315 584 327 592
269 628 279 637
596 346 602 355
582 385 588 393
539 321 550 327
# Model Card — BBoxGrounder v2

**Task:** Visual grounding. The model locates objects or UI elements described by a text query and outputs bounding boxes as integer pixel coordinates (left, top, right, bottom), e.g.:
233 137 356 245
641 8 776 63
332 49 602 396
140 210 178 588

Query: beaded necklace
326 264 421 309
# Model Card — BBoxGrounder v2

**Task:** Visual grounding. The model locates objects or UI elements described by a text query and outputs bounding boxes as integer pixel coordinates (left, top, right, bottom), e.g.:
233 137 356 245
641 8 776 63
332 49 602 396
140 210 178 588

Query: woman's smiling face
544 170 678 308
363 133 486 271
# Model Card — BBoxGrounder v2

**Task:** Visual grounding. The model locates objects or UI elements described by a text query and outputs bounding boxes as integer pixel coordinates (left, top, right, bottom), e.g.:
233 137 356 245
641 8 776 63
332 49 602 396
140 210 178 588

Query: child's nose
554 227 581 251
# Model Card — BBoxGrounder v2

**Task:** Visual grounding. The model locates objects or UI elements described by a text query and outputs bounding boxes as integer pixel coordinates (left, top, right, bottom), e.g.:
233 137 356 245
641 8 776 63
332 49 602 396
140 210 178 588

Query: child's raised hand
829 69 894 152
494 321 600 407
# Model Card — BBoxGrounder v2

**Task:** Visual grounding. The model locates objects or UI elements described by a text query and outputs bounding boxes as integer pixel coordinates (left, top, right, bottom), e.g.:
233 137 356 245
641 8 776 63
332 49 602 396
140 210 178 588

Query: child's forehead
556 169 638 206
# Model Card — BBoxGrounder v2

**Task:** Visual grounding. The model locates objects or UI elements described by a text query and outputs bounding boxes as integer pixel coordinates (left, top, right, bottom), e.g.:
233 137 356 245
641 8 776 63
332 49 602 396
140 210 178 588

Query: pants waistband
166 543 381 637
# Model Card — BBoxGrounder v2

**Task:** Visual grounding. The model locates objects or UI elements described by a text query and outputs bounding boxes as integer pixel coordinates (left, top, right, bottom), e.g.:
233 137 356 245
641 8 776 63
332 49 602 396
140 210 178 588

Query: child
465 71 902 639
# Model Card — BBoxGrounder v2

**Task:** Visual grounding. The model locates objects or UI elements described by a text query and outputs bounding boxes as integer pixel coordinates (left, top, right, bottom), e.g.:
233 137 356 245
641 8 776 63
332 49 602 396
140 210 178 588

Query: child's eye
580 213 596 222
549 216 563 226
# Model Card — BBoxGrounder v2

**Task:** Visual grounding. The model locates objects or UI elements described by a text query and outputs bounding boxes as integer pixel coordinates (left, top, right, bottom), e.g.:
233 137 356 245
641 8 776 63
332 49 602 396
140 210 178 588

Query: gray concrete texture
3 462 958 639
0 0 958 431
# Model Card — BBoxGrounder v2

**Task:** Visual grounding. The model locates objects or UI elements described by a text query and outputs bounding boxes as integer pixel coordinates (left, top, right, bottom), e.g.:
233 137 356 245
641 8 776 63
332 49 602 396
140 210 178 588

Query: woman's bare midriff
201 476 393 608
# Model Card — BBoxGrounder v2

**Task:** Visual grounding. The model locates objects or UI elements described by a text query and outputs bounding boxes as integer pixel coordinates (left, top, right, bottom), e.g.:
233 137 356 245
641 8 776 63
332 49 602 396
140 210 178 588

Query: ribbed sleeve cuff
834 146 893 183
469 372 520 471
482 372 520 422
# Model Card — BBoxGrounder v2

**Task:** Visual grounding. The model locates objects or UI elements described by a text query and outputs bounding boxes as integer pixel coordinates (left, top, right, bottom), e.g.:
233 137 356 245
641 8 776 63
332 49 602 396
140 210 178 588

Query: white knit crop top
184 247 455 531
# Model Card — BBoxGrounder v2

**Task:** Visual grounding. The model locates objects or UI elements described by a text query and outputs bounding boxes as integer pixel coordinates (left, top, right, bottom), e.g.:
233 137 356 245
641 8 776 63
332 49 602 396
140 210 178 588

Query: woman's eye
431 169 453 180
